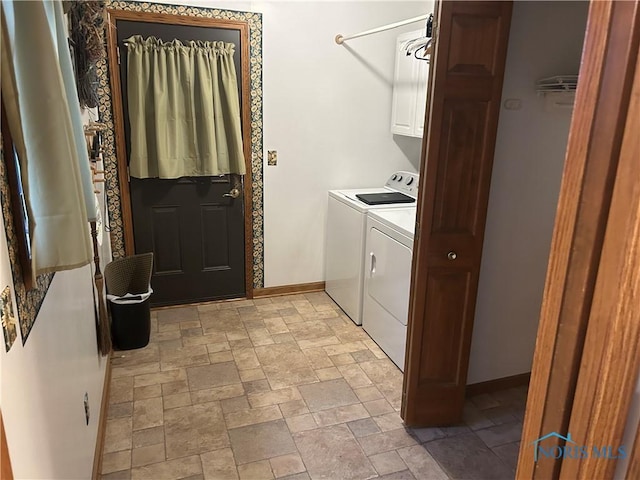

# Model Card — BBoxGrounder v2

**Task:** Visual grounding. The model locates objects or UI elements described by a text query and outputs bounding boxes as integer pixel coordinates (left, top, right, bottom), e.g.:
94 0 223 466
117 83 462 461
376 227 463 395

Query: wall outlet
84 392 90 425
504 98 522 110
267 150 277 166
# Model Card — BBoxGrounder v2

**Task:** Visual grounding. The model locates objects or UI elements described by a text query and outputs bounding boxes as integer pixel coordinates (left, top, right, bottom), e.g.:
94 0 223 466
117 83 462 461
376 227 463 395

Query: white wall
260 1 427 286
0 9 111 472
0 211 108 479
1 103 109 479
467 1 589 384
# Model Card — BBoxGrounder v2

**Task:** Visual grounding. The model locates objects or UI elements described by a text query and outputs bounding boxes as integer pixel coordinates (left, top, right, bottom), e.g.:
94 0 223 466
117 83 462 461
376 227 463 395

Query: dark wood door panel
150 206 183 274
448 2 508 77
419 269 474 384
432 99 490 235
201 204 231 271
403 0 513 426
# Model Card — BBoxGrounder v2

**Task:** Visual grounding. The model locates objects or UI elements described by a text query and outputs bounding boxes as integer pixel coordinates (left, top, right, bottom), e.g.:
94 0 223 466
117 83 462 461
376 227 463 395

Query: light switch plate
267 150 277 166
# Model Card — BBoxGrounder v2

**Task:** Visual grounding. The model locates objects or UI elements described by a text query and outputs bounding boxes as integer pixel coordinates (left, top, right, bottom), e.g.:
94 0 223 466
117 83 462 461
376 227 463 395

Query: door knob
447 251 457 261
223 188 240 199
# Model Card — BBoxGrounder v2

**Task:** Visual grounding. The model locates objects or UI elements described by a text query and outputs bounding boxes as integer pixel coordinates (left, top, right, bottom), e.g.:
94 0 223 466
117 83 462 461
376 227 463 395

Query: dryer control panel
385 171 420 198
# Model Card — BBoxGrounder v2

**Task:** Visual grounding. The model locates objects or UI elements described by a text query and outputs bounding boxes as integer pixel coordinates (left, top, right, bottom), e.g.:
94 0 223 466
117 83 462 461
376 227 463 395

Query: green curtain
125 35 246 178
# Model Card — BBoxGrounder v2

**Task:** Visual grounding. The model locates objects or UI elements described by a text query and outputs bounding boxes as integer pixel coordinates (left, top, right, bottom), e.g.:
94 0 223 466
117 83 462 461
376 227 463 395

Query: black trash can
108 293 152 350
104 253 154 351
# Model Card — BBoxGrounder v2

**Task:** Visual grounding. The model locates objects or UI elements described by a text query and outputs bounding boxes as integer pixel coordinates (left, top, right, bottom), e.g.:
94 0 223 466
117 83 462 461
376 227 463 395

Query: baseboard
149 281 327 309
466 372 530 397
151 293 245 311
253 281 326 298
92 359 112 480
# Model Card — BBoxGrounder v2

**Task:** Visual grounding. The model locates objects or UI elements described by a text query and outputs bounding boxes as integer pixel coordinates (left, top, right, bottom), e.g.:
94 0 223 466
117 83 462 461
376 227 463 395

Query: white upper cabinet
391 29 430 138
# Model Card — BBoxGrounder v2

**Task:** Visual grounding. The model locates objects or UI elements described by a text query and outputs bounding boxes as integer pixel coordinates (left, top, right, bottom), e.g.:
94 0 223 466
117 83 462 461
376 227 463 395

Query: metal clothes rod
335 13 430 45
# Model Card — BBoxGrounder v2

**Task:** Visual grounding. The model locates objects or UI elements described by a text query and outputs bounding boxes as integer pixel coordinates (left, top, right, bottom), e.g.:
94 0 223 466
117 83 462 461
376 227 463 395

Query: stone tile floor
100 292 526 480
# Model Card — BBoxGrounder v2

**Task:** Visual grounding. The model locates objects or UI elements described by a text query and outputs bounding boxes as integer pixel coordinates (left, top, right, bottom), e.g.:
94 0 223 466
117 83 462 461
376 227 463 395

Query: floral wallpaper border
0 146 54 345
98 1 264 288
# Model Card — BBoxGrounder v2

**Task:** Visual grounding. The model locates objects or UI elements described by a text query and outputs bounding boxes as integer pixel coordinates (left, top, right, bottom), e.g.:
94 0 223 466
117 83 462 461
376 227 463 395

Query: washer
362 207 416 371
325 171 419 325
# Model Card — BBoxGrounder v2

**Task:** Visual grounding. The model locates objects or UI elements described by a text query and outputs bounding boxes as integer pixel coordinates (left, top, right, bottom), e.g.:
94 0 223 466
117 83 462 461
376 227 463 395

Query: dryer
362 207 417 371
325 172 419 325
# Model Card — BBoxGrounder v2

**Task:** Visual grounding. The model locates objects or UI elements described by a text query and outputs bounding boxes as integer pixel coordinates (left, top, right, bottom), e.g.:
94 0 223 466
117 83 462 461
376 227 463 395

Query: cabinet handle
370 252 376 275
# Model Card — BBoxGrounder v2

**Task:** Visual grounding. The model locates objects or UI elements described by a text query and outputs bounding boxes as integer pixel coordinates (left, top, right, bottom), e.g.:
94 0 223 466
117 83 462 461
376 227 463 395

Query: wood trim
149 282 326 310
627 424 640 479
104 10 250 29
465 373 530 398
1 410 14 480
253 282 326 298
239 15 253 299
91 361 112 480
517 1 640 478
150 294 259 311
105 11 134 257
105 9 254 298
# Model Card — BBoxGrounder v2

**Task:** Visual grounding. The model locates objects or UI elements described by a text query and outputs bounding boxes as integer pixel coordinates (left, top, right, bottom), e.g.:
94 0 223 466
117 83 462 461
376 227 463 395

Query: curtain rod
335 13 429 45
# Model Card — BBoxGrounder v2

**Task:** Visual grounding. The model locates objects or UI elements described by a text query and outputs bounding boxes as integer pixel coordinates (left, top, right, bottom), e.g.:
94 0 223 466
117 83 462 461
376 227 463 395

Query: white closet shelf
536 75 578 109
536 75 578 93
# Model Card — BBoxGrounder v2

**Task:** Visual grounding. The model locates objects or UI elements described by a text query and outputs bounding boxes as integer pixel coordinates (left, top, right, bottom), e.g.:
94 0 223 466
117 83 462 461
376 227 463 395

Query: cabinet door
414 58 430 138
391 31 420 136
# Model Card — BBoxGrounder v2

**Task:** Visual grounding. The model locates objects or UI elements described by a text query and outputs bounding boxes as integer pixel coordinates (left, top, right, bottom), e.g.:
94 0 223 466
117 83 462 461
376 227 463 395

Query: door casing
105 9 254 298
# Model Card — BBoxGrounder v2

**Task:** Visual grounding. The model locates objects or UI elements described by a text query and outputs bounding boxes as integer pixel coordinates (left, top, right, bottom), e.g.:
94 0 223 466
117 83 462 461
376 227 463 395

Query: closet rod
335 13 429 45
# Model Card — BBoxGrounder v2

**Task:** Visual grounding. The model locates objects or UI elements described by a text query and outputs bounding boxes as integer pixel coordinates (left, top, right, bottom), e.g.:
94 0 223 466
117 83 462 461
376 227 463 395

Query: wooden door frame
513 0 640 477
105 9 254 298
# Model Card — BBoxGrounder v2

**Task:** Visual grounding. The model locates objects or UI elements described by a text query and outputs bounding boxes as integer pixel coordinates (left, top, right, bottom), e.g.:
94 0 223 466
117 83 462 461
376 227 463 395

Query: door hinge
117 46 121 65
127 165 130 182
415 222 420 240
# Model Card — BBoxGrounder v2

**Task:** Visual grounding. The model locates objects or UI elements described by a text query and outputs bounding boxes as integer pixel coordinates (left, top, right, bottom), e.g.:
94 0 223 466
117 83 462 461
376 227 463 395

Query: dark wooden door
116 20 246 306
402 0 513 425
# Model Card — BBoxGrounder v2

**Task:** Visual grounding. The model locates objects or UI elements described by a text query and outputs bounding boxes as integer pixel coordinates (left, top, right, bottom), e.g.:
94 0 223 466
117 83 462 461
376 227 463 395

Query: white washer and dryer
362 207 417 372
325 172 419 325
